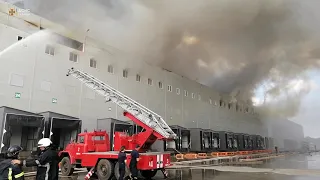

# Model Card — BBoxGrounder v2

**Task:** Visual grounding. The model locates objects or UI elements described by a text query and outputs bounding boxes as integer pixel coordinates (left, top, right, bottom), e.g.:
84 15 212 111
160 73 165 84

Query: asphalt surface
25 152 320 180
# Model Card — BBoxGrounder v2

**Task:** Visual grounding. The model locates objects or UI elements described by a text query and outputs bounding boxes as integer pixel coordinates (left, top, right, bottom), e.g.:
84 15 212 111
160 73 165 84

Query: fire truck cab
60 130 110 157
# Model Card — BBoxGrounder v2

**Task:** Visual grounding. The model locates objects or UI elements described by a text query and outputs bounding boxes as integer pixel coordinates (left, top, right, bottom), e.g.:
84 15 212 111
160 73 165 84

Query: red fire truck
59 68 177 179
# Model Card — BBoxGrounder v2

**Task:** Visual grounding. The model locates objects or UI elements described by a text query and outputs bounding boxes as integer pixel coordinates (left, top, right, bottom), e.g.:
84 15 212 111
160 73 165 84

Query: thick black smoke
5 0 320 117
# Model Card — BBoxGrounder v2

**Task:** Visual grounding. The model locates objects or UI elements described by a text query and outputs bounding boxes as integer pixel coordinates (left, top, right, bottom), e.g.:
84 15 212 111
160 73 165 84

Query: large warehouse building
0 3 304 153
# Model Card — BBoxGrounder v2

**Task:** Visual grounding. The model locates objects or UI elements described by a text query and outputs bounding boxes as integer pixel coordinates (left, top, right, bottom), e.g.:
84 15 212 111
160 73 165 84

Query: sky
290 72 320 138
253 70 320 138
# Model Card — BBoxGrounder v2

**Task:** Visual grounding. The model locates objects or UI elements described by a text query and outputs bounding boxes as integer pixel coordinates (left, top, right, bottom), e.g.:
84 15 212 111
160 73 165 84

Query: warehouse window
158 81 163 89
148 78 153 85
90 58 97 68
191 93 195 99
69 52 78 62
45 45 55 56
167 85 172 92
123 70 128 78
108 65 114 73
184 90 188 97
136 74 141 82
176 88 180 95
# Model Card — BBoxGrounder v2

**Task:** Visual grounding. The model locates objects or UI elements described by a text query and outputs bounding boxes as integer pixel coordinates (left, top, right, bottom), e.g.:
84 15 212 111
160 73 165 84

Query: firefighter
275 146 278 155
12 138 59 180
118 146 127 180
129 145 140 180
0 145 24 180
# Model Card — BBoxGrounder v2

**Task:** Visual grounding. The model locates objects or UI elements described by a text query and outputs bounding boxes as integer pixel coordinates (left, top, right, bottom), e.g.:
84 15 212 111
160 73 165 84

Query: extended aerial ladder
66 67 177 149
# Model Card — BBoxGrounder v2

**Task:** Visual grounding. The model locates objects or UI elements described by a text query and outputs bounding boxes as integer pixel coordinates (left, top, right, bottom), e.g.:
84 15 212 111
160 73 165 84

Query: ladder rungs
67 68 177 139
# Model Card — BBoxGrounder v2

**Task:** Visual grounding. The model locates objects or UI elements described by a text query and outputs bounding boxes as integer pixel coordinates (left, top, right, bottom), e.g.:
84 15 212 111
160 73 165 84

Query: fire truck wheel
140 170 157 178
114 162 130 179
96 159 114 180
60 157 74 176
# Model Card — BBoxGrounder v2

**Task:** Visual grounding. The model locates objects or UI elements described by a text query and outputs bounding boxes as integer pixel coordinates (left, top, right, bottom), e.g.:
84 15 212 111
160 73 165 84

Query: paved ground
25 152 320 180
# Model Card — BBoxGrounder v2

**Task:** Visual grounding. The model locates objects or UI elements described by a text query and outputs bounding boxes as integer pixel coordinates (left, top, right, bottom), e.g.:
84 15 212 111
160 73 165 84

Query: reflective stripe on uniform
8 168 12 180
14 172 24 178
44 163 50 180
36 163 50 180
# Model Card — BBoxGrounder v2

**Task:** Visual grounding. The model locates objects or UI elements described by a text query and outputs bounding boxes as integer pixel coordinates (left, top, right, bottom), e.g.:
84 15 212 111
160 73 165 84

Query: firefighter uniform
118 147 127 180
21 138 59 180
0 159 24 180
130 145 140 180
0 145 24 180
22 147 59 180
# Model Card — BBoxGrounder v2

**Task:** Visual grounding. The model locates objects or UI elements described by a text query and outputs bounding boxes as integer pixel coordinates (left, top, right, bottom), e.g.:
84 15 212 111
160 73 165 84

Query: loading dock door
1 113 44 153
49 117 81 149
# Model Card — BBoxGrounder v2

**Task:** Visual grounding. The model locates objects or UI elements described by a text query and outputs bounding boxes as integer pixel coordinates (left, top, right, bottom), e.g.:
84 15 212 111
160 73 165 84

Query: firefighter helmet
37 138 52 147
7 145 23 158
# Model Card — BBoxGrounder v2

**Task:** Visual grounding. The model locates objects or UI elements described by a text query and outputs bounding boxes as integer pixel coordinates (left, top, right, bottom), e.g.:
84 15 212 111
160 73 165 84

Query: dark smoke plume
5 0 320 117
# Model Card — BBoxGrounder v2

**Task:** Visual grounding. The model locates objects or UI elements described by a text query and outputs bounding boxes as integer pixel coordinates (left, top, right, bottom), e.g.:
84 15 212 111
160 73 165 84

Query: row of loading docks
95 119 275 153
166 128 274 153
0 106 81 157
0 107 275 157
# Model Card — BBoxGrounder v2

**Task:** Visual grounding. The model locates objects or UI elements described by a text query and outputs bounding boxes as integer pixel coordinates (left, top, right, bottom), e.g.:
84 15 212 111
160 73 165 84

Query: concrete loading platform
172 151 281 166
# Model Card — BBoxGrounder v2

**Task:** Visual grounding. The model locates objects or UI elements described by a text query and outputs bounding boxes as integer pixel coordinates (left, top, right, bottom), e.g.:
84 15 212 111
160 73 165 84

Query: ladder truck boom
66 67 177 140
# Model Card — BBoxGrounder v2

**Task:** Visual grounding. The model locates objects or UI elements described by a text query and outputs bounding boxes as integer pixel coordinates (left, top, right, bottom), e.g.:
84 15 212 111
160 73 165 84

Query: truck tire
140 170 157 179
60 157 74 176
96 159 114 180
114 162 130 179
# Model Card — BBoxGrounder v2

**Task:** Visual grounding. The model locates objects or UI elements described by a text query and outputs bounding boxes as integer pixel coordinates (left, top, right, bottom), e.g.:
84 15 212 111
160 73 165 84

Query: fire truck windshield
78 135 84 143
